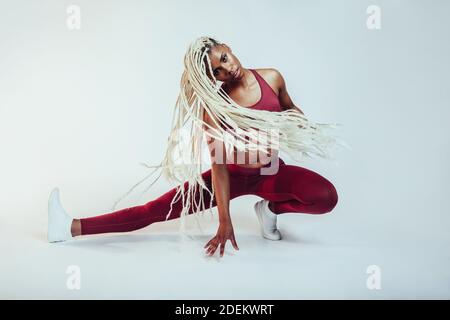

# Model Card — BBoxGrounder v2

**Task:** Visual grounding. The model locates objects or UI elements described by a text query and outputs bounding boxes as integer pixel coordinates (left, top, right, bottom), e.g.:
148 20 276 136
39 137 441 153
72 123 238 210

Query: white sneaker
48 187 73 243
254 199 282 241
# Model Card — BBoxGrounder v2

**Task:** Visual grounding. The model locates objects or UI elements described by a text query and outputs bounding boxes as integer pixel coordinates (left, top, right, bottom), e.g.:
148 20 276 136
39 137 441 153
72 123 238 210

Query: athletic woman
47 37 341 258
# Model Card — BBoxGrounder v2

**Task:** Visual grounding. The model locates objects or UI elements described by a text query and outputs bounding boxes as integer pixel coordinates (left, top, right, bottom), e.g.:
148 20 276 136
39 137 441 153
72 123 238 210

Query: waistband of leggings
226 158 285 176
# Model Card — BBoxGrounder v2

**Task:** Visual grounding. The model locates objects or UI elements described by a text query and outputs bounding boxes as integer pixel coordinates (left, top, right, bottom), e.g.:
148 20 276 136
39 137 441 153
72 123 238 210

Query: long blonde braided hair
111 36 349 236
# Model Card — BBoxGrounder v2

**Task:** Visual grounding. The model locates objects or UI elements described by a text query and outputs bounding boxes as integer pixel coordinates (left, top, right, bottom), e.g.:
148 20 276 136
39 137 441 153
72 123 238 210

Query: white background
1 0 449 299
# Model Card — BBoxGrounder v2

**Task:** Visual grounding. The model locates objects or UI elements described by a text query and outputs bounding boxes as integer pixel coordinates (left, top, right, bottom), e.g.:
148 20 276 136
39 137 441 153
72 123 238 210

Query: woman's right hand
204 222 239 257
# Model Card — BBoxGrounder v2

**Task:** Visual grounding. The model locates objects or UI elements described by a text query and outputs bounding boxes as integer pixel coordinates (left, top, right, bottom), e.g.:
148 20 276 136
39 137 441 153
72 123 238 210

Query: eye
213 54 228 77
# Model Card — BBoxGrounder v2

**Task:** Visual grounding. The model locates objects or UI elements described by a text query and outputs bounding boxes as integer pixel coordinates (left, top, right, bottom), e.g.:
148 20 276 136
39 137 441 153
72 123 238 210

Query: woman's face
207 44 243 83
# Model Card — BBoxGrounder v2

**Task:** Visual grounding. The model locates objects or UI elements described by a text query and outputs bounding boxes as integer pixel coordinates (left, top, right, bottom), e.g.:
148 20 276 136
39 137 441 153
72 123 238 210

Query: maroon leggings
80 158 338 235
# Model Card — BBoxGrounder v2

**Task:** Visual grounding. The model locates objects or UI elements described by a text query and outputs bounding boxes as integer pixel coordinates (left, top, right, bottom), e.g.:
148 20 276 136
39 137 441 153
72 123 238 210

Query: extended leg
78 168 249 236
79 170 215 235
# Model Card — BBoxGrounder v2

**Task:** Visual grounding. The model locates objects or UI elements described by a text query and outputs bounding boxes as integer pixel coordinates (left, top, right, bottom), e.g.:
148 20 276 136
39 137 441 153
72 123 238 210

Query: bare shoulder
255 68 280 76
256 68 283 82
254 68 284 93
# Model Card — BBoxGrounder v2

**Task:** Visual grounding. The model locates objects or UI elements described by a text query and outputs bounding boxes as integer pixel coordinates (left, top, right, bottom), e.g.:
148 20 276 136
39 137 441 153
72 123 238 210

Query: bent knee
316 183 338 214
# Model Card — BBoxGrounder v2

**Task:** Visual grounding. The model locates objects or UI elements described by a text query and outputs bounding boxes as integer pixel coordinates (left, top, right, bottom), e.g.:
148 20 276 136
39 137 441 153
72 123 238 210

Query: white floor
2 194 449 299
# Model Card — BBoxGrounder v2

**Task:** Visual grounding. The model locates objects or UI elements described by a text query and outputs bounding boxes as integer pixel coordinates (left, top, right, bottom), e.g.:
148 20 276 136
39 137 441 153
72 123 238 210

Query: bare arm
202 110 231 224
202 108 239 257
273 69 305 115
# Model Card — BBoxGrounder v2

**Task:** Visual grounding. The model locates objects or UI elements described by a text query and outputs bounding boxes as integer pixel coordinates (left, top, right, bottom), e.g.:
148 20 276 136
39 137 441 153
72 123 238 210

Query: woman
48 36 343 258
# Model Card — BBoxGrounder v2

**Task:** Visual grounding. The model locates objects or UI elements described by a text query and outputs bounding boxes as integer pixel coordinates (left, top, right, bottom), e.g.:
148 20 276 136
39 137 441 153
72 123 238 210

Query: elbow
211 164 230 186
211 163 229 176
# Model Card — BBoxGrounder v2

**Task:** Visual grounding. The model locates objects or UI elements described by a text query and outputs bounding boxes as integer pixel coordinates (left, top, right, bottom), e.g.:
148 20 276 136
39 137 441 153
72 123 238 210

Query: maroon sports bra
246 69 282 112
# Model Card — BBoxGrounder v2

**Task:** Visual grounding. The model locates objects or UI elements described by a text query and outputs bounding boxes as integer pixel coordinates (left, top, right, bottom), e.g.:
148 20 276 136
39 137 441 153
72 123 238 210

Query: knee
316 183 338 214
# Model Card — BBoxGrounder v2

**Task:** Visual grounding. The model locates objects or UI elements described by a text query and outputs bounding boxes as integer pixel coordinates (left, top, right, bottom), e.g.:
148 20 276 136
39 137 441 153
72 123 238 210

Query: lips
232 68 240 78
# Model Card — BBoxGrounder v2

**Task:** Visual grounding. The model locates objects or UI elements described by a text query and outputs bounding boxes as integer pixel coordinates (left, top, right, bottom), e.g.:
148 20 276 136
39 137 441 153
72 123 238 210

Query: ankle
267 201 275 213
71 219 82 237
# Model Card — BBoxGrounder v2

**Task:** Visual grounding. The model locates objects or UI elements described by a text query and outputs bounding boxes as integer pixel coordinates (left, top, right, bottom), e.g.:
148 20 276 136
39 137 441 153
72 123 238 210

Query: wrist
219 216 232 225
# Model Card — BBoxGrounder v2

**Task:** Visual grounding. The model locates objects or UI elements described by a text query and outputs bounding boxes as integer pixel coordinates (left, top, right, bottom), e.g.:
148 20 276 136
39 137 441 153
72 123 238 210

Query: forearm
202 108 232 225
211 164 231 224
